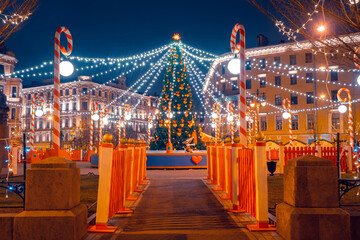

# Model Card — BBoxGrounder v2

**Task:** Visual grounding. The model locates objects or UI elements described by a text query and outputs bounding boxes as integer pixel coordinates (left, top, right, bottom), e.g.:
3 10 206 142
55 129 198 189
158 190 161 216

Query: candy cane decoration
230 23 246 146
90 102 99 151
123 104 131 138
283 98 293 147
228 103 234 143
213 102 220 140
99 108 109 143
251 109 258 134
147 115 152 146
354 47 360 68
53 27 73 152
338 88 354 147
246 108 252 145
118 107 122 140
168 101 172 143
30 94 45 151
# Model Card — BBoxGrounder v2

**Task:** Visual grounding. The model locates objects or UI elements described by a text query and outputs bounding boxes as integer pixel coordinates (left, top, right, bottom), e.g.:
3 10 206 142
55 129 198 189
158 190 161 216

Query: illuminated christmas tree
150 34 200 150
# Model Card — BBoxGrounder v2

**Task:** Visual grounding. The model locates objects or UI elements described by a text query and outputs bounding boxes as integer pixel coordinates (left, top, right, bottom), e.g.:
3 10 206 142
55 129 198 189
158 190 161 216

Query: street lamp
227 57 240 75
59 61 74 77
316 25 325 32
337 88 354 147
338 104 347 113
282 98 293 147
30 94 45 151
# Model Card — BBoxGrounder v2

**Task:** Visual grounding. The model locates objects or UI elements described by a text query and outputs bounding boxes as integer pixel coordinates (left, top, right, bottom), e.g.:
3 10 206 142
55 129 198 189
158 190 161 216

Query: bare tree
0 0 38 46
247 0 360 67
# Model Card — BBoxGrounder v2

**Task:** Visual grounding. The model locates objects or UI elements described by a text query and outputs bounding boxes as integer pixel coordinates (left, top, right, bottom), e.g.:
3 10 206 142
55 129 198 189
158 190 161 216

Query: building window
290 74 297 85
65 89 69 96
222 65 226 74
46 134 50 142
27 108 30 115
307 114 314 129
331 90 338 101
60 90 63 96
276 116 282 130
0 85 3 94
246 97 253 106
11 108 16 119
260 117 267 131
305 53 313 63
331 71 338 81
82 102 88 110
246 79 251 89
46 121 50 129
47 92 51 99
82 88 88 94
306 72 313 83
275 76 281 86
290 55 296 65
35 120 38 129
291 93 298 105
111 93 114 100
306 92 314 104
332 113 340 130
73 102 76 111
246 60 251 70
99 90 102 97
260 78 266 88
105 92 108 98
60 104 63 111
39 134 42 143
73 117 76 127
275 95 282 106
73 88 76 94
274 57 280 66
11 86 17 98
65 118 69 128
259 59 266 68
232 81 238 90
292 115 299 130
28 94 31 100
65 103 69 111
92 89 95 95
222 82 226 91
39 119 43 129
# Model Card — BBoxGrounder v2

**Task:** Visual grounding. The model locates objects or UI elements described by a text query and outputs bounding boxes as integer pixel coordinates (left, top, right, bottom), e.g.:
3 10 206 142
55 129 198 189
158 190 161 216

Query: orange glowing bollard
220 138 232 200
125 139 137 201
212 139 223 191
132 141 143 193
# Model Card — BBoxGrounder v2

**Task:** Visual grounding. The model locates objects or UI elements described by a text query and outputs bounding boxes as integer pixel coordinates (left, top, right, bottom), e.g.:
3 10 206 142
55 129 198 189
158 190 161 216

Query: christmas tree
150 34 201 150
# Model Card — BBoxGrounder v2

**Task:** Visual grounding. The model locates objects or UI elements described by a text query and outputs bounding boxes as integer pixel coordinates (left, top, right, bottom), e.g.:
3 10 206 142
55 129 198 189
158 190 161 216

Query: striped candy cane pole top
354 47 360 69
53 27 73 152
90 102 99 151
230 23 246 147
147 115 152 146
99 108 109 143
30 94 45 151
337 88 354 147
213 102 220 140
283 98 293 147
228 103 234 143
123 104 131 139
252 109 258 134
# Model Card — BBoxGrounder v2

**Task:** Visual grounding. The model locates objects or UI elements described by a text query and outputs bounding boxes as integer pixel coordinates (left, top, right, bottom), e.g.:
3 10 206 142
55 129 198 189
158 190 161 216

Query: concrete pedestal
13 157 87 240
277 155 350 240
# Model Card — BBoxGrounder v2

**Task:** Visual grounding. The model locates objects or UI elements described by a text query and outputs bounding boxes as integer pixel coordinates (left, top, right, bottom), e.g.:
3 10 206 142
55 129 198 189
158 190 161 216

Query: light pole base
166 142 173 153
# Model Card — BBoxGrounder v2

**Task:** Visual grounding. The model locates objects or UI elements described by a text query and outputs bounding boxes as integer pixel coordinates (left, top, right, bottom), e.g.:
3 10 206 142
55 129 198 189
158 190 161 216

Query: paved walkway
83 170 282 240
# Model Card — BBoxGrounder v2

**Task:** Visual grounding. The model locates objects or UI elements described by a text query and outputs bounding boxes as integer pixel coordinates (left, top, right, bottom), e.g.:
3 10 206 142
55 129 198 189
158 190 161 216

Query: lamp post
166 101 173 153
53 27 73 155
30 94 45 151
228 23 246 147
99 107 109 144
90 102 99 151
249 90 266 135
227 102 234 143
147 114 153 146
337 88 354 147
282 98 293 147
122 104 131 139
212 102 220 140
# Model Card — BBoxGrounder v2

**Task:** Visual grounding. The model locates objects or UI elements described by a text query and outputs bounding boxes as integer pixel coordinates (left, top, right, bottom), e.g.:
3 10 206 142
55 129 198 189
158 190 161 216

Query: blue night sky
6 0 281 69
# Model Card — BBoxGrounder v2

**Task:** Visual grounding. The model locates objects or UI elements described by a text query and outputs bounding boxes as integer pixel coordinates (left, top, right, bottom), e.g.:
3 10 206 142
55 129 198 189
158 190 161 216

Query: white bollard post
315 142 322 157
279 142 285 174
226 136 245 213
89 134 116 232
247 134 276 231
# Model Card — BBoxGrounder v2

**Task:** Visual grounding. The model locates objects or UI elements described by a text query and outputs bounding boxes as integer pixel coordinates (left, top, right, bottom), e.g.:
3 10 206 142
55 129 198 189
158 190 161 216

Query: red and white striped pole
147 115 152 146
230 23 246 147
30 94 45 151
90 102 99 151
99 108 109 144
168 101 171 143
123 104 131 138
283 98 293 147
228 103 234 143
213 102 220 140
246 107 252 146
53 27 73 153
338 88 354 147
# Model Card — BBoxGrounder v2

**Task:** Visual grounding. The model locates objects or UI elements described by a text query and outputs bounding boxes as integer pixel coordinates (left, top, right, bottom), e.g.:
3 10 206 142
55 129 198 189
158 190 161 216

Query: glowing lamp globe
125 113 131 120
338 104 347 113
211 123 216 128
59 61 74 77
357 75 360 85
227 115 234 122
246 115 249 121
35 109 44 117
103 117 109 125
236 120 240 126
212 112 218 119
282 112 290 119
91 114 100 121
227 58 241 75
149 123 153 128
170 113 174 118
